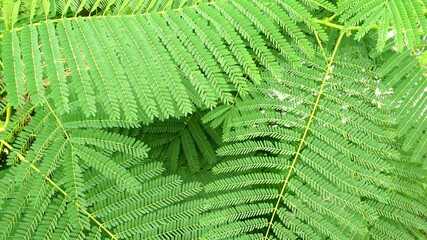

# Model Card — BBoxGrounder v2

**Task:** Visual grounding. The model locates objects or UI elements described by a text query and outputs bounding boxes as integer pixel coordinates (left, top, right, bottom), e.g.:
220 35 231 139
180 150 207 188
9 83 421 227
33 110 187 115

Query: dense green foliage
0 0 426 239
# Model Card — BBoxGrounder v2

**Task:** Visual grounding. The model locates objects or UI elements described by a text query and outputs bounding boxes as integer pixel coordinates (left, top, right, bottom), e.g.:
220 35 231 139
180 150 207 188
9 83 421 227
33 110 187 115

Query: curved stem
0 104 12 133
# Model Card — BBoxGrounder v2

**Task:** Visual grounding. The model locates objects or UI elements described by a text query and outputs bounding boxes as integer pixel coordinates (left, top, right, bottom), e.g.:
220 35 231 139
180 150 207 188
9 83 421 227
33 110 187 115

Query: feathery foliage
0 0 426 239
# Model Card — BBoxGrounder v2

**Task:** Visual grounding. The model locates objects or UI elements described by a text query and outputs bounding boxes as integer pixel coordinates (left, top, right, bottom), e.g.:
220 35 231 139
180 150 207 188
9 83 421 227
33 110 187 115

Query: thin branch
0 104 12 133
45 100 70 139
264 31 347 240
0 139 119 240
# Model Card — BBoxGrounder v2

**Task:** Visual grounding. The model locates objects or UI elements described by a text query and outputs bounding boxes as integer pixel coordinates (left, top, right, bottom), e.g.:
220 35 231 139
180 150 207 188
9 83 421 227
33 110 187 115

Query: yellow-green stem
263 31 346 239
0 139 119 240
45 100 70 139
0 104 12 133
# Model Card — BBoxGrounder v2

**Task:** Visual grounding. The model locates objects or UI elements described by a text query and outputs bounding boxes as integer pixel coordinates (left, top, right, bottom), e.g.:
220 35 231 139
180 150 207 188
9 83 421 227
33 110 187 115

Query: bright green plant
0 0 426 239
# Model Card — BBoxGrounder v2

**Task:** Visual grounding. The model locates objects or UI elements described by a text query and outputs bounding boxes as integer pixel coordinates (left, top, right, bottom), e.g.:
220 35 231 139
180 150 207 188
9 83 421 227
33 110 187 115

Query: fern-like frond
69 129 149 159
2 0 325 122
62 146 90 229
1 1 426 239
139 112 222 172
3 0 193 26
203 50 426 238
2 30 25 108
0 103 208 239
0 176 36 239
58 19 97 117
377 49 427 163
337 0 427 51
